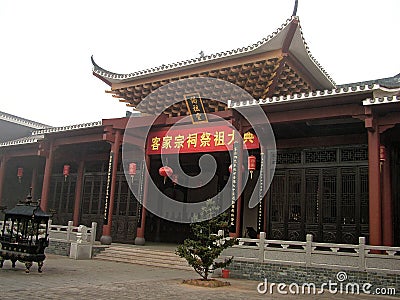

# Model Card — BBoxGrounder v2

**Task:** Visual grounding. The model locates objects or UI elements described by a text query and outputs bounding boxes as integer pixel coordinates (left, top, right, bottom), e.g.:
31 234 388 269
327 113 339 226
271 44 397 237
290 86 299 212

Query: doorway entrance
145 151 231 243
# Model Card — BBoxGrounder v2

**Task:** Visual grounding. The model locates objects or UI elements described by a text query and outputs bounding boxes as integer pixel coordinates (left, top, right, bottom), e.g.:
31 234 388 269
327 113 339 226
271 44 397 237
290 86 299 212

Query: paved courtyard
0 254 396 299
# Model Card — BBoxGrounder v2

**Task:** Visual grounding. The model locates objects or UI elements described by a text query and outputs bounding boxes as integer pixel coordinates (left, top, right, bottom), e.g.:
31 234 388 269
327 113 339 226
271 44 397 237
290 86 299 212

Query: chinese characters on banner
146 125 259 154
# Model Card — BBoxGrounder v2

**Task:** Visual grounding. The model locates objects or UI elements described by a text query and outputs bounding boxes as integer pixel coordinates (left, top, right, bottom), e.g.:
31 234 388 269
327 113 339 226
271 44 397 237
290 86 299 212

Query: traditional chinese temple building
1 15 400 247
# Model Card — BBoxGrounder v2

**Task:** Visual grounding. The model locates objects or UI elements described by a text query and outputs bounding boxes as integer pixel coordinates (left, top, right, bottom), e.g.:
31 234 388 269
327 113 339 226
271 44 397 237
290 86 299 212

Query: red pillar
135 154 150 245
73 160 85 226
235 142 243 237
382 146 393 246
367 127 382 246
40 142 55 212
0 155 7 206
100 130 122 244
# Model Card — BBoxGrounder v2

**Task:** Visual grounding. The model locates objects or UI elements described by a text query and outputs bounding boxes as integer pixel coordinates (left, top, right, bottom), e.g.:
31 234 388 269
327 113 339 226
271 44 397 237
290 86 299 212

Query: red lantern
248 155 256 179
63 164 70 181
128 162 137 182
17 167 23 183
159 166 173 184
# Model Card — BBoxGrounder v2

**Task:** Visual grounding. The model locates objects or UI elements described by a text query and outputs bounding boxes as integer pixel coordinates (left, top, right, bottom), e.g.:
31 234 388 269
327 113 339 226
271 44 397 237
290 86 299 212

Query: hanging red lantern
159 166 173 184
63 164 70 181
17 167 23 183
128 162 137 182
248 155 256 179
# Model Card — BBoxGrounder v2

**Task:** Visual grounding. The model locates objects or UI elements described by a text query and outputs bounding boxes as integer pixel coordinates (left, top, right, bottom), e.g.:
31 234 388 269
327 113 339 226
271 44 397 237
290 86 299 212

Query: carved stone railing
221 233 400 274
46 220 97 245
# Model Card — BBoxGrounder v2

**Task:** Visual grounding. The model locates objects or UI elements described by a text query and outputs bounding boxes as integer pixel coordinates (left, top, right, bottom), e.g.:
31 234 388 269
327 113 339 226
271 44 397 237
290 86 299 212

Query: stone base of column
134 237 145 245
100 235 112 245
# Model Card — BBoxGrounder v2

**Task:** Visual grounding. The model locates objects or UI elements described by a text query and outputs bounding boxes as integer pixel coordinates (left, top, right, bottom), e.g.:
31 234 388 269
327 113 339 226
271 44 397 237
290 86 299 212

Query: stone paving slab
0 254 396 299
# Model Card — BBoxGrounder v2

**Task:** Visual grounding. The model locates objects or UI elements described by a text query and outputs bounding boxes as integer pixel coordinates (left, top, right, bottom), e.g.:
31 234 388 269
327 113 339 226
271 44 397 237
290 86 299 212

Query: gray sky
1 0 399 126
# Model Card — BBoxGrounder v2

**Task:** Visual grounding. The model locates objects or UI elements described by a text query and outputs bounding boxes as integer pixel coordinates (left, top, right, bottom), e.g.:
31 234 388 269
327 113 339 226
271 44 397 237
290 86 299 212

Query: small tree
176 199 237 280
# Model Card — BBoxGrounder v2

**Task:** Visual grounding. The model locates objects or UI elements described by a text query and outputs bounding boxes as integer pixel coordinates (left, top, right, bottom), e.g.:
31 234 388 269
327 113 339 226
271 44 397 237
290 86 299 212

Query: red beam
378 112 400 127
246 104 365 125
53 133 103 147
2 146 40 158
276 134 367 149
102 117 128 129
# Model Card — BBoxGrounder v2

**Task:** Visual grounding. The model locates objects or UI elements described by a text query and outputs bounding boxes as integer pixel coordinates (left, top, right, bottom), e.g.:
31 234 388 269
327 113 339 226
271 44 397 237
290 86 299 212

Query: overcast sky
1 0 399 127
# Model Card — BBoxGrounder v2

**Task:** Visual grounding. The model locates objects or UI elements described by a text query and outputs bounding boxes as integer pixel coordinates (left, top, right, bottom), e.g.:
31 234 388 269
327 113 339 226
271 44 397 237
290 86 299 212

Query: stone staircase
93 244 193 271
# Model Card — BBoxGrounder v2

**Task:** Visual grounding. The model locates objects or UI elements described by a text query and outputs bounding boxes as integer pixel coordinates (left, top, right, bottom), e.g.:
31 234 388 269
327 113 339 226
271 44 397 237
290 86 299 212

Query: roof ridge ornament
292 0 299 16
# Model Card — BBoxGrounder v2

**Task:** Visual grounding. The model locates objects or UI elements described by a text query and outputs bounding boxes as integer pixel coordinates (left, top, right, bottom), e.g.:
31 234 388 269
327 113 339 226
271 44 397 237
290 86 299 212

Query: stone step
96 252 189 267
95 255 193 271
94 245 192 271
106 246 181 258
96 246 184 259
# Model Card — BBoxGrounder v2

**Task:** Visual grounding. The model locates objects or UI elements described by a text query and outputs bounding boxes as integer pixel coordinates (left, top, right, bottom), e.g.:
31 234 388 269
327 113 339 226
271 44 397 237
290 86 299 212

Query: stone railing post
77 225 88 244
358 237 366 271
91 222 97 245
306 234 313 267
47 219 52 238
70 225 92 260
259 232 266 262
66 220 73 242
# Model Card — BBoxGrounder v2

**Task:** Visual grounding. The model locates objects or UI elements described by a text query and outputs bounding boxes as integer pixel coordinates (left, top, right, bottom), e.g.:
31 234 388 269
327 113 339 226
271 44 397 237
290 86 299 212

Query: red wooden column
381 145 393 246
40 141 55 212
367 122 382 246
100 130 122 245
0 155 7 206
135 154 150 245
73 160 85 226
235 140 244 237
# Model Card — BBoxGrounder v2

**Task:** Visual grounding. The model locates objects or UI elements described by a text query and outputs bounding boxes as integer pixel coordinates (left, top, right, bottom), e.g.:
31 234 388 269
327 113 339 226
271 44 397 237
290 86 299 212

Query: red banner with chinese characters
146 125 259 155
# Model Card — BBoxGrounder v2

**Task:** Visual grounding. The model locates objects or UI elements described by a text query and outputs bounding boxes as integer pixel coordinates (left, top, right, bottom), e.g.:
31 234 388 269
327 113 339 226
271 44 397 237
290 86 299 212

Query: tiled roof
0 111 49 129
0 135 44 148
338 73 400 89
229 84 378 108
363 95 400 106
31 121 102 135
92 16 335 88
0 121 103 148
